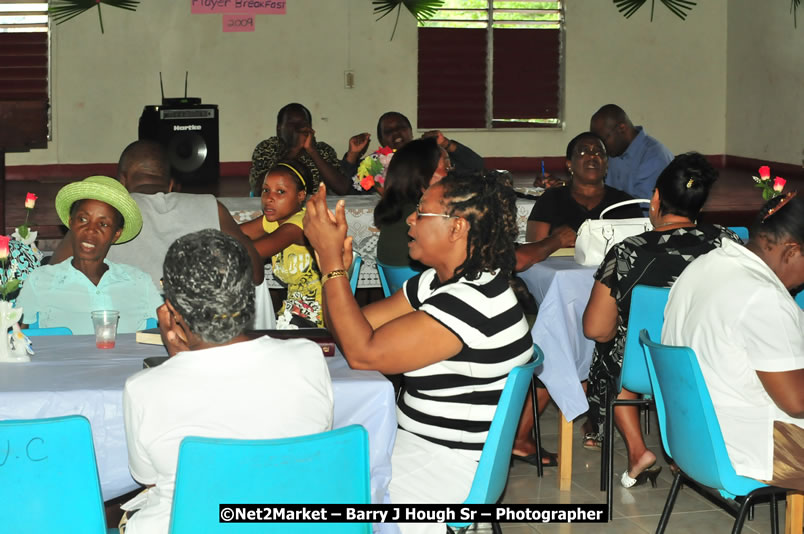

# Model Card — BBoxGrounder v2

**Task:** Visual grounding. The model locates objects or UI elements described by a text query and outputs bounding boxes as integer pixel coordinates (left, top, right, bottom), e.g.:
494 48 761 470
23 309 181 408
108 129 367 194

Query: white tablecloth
220 178 537 289
0 334 397 508
518 257 597 421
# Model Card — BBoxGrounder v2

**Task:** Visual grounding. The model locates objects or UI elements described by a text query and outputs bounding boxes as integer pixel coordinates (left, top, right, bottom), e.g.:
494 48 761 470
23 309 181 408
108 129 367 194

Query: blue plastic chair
795 290 803 310
447 347 544 534
601 285 670 516
145 317 158 329
639 330 788 534
169 425 371 533
0 415 116 533
24 325 73 336
728 226 750 243
375 260 422 298
348 252 362 294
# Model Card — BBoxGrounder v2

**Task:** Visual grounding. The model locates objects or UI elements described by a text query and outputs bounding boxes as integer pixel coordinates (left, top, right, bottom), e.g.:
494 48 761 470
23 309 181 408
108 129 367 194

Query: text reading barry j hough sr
219 504 608 524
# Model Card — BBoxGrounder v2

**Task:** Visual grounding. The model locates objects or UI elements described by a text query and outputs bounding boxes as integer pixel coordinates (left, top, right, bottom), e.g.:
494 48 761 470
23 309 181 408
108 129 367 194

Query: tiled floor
466 403 790 534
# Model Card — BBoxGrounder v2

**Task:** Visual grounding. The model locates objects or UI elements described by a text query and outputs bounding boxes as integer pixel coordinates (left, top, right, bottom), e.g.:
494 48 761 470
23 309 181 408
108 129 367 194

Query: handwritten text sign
191 0 286 15
223 14 255 32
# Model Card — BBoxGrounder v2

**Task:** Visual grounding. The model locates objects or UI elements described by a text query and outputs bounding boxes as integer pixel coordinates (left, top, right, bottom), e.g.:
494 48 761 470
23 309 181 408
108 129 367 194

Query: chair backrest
0 415 109 532
461 347 544 509
639 330 767 498
169 425 371 533
619 285 670 395
727 226 749 242
348 252 362 294
24 326 73 336
375 260 422 298
795 290 804 310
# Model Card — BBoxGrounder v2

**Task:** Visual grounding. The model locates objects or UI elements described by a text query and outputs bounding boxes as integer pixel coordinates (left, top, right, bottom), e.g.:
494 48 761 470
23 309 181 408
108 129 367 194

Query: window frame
417 1 565 131
0 1 51 141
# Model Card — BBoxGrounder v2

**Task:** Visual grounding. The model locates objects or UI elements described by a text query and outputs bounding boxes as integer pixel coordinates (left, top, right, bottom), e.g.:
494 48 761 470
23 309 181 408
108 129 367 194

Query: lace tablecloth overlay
220 189 537 289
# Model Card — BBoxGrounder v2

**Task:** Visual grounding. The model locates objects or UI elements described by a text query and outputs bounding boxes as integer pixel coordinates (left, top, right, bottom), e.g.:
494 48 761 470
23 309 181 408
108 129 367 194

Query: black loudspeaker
138 103 220 184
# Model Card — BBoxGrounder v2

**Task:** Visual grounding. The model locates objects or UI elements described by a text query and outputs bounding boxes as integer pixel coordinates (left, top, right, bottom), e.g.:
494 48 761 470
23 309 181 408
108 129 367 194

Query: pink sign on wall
191 0 286 15
223 14 255 32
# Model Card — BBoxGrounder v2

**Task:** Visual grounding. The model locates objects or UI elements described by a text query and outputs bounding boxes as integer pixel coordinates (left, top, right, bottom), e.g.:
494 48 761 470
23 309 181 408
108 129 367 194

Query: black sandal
512 448 558 467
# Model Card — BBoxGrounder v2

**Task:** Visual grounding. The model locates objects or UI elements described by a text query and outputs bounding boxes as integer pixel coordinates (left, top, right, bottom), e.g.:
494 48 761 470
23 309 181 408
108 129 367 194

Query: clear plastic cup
91 310 119 349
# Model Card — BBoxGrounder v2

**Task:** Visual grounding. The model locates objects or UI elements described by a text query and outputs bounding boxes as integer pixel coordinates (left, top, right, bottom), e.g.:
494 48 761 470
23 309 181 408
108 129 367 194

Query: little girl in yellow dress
240 160 322 328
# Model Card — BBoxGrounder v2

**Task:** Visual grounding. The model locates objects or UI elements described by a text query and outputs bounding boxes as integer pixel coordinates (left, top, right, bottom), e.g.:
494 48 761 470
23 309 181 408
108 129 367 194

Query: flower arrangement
13 193 38 244
352 146 395 193
1 193 43 302
752 165 787 201
0 236 20 301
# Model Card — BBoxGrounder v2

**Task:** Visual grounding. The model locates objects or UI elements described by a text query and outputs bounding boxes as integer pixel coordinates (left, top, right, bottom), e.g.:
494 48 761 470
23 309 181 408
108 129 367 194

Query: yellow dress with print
262 208 323 328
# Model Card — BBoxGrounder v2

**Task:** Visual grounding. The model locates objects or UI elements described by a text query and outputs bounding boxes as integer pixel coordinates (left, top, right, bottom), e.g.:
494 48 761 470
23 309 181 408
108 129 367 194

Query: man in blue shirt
590 104 673 200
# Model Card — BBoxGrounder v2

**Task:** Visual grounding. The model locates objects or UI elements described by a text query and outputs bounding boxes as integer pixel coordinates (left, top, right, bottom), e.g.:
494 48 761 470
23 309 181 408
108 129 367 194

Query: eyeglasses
574 147 606 158
415 203 455 220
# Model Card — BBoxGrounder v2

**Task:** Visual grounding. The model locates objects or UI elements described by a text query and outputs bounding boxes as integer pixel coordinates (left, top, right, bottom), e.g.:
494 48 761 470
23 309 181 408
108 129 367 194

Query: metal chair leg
492 521 503 534
769 492 779 534
601 384 611 492
657 471 684 534
733 493 755 534
530 376 543 478
606 393 616 519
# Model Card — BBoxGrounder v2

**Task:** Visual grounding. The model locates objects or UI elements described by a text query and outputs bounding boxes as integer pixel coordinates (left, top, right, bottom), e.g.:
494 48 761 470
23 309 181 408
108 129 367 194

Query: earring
650 206 655 212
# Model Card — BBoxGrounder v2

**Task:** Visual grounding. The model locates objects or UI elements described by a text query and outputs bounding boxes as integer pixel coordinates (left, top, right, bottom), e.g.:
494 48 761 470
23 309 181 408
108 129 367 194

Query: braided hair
162 229 255 344
438 171 518 282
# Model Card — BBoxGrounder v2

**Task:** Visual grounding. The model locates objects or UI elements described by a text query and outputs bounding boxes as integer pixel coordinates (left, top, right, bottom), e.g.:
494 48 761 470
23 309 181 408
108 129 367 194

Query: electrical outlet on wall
344 70 355 89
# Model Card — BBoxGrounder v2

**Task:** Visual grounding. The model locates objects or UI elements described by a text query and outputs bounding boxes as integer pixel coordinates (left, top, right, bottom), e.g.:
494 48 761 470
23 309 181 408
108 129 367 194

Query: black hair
265 159 313 196
750 192 804 245
373 138 440 227
117 140 171 181
438 171 518 282
276 103 312 126
565 131 607 160
376 111 412 143
69 199 124 230
162 229 254 343
655 152 717 220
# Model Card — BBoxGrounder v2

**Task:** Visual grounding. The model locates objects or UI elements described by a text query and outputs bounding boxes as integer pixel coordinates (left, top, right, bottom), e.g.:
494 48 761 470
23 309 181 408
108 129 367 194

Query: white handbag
574 199 652 267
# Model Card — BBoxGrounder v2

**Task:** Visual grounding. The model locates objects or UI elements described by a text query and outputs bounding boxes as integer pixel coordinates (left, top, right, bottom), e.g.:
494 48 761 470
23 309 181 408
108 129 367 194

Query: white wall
726 0 804 166
9 0 730 166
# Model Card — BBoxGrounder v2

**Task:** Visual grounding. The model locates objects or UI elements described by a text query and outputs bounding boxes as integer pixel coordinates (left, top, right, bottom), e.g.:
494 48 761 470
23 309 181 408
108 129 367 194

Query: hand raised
157 302 190 357
422 129 448 149
349 132 371 155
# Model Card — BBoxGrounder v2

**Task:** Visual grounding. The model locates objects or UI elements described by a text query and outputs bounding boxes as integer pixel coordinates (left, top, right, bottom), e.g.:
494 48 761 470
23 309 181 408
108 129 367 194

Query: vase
0 301 30 363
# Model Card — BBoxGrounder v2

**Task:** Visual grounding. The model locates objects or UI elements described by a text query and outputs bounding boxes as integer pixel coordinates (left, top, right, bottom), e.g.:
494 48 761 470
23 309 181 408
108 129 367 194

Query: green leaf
49 0 140 32
613 0 696 21
1 279 20 299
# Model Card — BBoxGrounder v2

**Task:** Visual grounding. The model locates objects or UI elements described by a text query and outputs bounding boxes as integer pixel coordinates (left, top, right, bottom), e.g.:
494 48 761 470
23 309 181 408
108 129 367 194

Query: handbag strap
599 198 651 219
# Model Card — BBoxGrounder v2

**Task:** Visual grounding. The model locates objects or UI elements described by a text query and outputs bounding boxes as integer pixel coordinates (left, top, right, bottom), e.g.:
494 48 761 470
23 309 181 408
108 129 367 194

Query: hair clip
761 191 798 223
213 311 242 320
686 178 695 189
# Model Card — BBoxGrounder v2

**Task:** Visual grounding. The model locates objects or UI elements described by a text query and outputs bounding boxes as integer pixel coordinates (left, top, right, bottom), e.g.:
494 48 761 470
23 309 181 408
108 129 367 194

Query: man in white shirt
121 230 334 534
663 193 804 490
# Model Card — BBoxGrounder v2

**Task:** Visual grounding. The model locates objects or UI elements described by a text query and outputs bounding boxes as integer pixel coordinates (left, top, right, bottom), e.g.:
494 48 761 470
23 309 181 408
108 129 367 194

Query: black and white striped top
399 268 533 461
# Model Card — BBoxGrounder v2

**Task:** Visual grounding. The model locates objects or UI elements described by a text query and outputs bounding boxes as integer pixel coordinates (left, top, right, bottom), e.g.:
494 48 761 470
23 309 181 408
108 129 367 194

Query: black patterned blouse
586 224 740 432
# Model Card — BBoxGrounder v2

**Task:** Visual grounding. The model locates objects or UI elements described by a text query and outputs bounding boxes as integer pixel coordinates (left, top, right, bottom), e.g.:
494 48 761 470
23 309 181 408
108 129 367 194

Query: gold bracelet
321 269 348 285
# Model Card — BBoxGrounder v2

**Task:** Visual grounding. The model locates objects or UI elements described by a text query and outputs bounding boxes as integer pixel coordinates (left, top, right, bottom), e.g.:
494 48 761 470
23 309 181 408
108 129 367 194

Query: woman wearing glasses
304 173 532 534
516 131 644 271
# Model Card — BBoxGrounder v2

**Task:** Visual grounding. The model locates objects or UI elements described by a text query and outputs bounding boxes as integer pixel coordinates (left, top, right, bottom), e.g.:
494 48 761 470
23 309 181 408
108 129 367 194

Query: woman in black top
583 152 740 487
515 132 643 271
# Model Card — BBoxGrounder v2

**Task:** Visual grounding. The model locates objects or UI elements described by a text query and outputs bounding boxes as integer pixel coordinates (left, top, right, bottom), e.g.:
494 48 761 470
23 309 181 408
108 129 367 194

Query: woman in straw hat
17 176 163 335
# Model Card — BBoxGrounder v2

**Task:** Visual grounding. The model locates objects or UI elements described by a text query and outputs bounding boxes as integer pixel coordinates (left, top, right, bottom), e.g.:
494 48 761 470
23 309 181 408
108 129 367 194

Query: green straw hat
55 176 143 244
